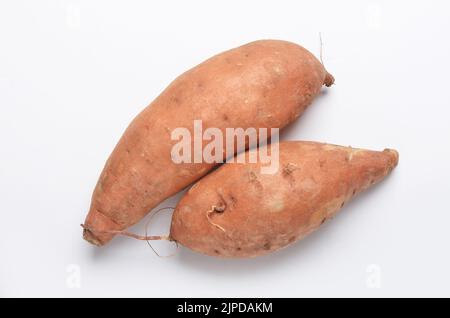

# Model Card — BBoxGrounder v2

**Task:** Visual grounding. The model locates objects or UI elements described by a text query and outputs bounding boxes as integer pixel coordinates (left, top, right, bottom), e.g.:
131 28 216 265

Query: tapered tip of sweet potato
324 71 335 87
83 228 104 246
82 226 115 247
82 208 119 246
383 148 399 168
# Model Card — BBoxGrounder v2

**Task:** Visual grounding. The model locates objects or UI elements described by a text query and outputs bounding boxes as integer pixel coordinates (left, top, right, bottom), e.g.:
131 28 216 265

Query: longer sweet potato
170 141 399 258
83 40 334 246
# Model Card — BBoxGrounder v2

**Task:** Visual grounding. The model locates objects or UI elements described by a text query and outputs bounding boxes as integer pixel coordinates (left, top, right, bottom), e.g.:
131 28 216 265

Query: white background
1 0 449 297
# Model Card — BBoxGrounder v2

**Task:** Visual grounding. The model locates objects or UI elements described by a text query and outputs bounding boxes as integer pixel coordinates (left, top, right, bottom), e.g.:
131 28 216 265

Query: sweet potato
83 40 334 246
170 141 399 258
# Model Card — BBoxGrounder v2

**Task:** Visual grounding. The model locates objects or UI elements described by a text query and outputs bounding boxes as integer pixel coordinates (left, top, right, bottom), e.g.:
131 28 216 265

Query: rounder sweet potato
83 40 334 246
170 141 399 258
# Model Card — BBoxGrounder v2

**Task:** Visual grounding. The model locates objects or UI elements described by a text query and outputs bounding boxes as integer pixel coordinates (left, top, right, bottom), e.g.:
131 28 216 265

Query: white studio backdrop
0 0 449 297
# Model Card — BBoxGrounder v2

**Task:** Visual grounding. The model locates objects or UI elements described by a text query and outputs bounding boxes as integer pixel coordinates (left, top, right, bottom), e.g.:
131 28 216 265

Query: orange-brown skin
170 141 399 258
83 40 334 245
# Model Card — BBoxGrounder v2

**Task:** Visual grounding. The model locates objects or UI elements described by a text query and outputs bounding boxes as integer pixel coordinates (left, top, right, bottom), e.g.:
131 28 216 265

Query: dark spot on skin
216 192 227 212
263 242 271 250
236 247 241 251
197 82 203 88
229 194 237 206
321 217 327 225
340 201 345 208
352 189 357 196
172 96 180 104
214 249 220 254
248 171 263 191
282 164 297 187
126 149 130 154
288 236 296 243
223 114 229 121
244 53 249 58
370 179 375 185
282 163 296 176
319 160 326 168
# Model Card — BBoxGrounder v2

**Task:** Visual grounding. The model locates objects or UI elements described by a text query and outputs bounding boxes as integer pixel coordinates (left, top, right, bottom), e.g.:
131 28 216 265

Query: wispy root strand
81 206 179 257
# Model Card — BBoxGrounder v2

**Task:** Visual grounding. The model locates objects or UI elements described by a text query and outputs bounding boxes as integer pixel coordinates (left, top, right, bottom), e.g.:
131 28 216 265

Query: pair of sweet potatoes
83 39 398 258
